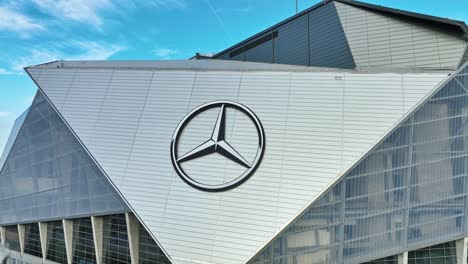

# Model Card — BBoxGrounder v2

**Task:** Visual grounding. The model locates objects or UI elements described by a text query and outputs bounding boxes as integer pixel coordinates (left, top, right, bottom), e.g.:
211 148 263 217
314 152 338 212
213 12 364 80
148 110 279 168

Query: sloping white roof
26 60 451 264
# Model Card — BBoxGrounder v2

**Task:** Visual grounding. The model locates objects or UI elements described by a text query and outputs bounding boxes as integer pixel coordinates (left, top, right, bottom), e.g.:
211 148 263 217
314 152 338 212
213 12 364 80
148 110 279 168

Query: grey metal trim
62 219 73 264
23 68 174 264
243 61 468 264
213 0 468 59
0 209 129 227
38 222 47 261
25 60 456 74
91 216 104 264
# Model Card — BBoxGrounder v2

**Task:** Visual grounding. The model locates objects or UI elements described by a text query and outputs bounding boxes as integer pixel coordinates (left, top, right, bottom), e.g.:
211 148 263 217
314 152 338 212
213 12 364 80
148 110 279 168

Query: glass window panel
408 241 456 264
46 220 67 264
4 225 20 252
139 222 171 264
24 223 42 258
102 214 131 264
72 217 96 264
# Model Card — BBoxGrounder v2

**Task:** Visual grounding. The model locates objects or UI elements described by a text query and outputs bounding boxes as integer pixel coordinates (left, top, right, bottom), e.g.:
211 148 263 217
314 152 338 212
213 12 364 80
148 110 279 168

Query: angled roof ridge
26 60 455 74
336 0 468 35
243 62 463 264
213 0 468 59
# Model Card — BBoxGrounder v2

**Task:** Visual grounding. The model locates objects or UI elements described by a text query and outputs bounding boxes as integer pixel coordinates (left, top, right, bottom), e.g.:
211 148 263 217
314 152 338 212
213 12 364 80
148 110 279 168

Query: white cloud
153 48 180 59
145 0 187 9
31 0 112 27
30 0 187 27
72 41 125 60
12 49 59 72
0 7 43 33
0 68 13 75
11 41 125 72
0 112 12 117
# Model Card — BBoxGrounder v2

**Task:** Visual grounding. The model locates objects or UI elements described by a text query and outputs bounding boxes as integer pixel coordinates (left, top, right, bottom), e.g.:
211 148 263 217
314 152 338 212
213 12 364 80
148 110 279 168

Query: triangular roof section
335 0 468 34
246 62 468 264
0 91 129 225
0 108 29 172
213 0 468 60
25 60 451 263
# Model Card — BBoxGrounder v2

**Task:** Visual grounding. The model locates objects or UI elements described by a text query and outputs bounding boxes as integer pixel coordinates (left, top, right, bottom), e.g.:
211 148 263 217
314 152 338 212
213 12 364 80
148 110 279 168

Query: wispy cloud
0 7 43 33
72 41 125 60
31 0 112 27
30 0 187 28
0 112 12 118
153 48 180 59
204 0 233 42
144 0 187 9
11 41 125 72
0 68 13 75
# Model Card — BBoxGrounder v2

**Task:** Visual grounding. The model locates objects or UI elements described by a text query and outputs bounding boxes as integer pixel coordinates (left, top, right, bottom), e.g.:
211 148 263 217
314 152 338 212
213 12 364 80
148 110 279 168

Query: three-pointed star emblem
177 104 251 168
170 101 265 192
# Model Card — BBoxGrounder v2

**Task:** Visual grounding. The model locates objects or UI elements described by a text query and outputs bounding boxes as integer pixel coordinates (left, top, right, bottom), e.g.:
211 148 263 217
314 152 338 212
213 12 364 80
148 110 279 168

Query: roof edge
213 0 468 59
336 0 468 35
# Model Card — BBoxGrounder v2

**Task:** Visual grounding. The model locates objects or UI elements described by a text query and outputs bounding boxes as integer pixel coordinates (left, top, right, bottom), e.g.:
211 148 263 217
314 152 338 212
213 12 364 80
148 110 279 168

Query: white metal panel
33 69 76 110
29 64 450 264
60 69 114 144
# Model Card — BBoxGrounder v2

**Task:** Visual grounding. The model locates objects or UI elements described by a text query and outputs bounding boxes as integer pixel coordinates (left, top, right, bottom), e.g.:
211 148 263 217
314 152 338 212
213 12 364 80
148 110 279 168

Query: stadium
1 0 468 263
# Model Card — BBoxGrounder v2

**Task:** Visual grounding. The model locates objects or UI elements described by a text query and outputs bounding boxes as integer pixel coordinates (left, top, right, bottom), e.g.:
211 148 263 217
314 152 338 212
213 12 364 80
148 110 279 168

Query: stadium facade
1 0 468 264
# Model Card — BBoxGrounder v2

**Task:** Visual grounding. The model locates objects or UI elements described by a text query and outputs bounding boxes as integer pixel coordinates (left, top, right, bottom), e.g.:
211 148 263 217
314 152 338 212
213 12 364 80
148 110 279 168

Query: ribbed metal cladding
26 60 451 264
309 2 355 69
248 64 468 264
214 1 467 69
334 2 467 69
274 14 309 66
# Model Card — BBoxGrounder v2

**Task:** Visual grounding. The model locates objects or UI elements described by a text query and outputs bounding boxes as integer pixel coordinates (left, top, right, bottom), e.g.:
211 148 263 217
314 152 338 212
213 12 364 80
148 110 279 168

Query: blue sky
0 0 467 152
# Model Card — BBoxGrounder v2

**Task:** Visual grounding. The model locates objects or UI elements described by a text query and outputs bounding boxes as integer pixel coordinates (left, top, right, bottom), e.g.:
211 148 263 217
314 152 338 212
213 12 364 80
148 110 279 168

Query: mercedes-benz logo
170 101 265 192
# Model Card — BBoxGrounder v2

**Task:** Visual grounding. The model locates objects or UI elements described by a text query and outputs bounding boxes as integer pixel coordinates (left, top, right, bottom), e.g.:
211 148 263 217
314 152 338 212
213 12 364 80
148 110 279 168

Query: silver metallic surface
248 63 468 264
26 61 450 263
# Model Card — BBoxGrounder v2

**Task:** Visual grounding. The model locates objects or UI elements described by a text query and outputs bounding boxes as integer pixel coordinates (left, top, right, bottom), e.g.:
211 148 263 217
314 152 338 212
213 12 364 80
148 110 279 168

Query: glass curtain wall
249 65 468 264
4 225 20 252
46 220 67 263
0 91 127 225
139 223 171 264
408 241 456 264
102 214 131 264
24 223 42 258
72 218 96 264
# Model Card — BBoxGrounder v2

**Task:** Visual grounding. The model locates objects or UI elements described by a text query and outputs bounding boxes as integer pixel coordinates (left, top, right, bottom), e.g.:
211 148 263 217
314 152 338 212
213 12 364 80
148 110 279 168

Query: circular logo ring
170 101 265 192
